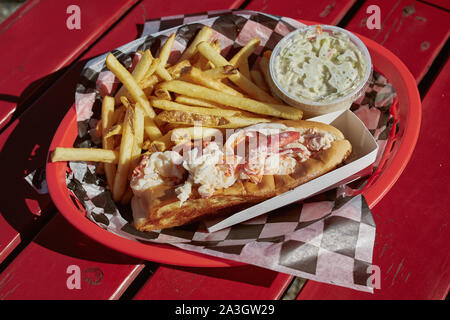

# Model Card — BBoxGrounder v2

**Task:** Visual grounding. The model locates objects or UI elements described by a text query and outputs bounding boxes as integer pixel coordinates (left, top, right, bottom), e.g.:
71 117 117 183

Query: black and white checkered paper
61 10 400 293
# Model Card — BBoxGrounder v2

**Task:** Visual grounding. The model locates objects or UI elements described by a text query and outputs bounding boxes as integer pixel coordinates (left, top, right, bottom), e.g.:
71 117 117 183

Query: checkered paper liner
61 10 399 293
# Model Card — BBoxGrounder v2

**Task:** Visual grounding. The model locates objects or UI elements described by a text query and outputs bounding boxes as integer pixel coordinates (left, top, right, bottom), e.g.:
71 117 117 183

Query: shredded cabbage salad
274 27 366 103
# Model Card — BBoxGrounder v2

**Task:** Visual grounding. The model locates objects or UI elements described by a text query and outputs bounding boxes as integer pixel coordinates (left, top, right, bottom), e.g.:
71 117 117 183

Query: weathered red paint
0 214 144 300
134 266 292 300
0 0 139 130
345 0 450 82
246 0 356 25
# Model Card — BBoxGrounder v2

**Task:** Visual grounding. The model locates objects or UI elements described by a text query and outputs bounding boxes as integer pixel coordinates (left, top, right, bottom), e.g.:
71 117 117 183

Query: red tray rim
45 19 421 268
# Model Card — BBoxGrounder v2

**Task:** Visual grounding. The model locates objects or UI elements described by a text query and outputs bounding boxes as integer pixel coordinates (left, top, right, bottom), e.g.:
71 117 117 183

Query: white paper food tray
206 109 379 232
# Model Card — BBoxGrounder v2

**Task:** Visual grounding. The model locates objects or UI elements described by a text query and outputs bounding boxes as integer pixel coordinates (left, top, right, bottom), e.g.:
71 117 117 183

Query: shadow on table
0 57 142 265
174 264 279 288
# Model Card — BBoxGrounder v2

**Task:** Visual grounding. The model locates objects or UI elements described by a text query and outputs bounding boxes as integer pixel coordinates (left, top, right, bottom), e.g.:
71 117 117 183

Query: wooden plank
0 0 139 130
296 58 450 300
84 0 246 59
133 265 292 300
246 0 356 25
136 0 246 18
0 62 85 264
0 214 144 300
345 0 450 82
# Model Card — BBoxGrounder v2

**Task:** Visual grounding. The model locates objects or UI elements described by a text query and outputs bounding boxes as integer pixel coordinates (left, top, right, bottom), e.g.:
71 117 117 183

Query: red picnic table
0 0 448 300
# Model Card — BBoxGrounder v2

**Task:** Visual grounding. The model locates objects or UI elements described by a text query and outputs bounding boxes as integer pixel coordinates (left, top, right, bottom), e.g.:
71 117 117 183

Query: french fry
170 126 222 144
114 50 153 104
142 139 152 150
175 95 222 108
104 123 122 139
167 59 191 79
237 60 251 79
155 80 303 120
156 110 270 128
114 135 122 148
130 105 145 173
144 117 163 141
200 39 220 70
148 131 173 152
211 38 221 52
101 96 117 191
188 51 201 67
154 116 166 129
139 74 159 97
227 70 279 103
142 58 160 82
112 105 126 125
228 38 260 79
149 126 222 151
106 53 156 119
150 98 240 117
258 55 282 103
174 96 243 113
161 122 189 133
122 97 164 140
258 56 271 88
149 140 167 152
203 65 238 79
180 66 243 97
159 33 175 66
141 84 155 97
179 26 213 61
120 96 132 108
95 119 103 137
195 55 213 70
154 87 172 100
197 42 279 104
155 64 172 81
51 147 119 163
192 50 212 70
112 106 135 202
131 91 163 138
250 69 269 92
229 38 260 67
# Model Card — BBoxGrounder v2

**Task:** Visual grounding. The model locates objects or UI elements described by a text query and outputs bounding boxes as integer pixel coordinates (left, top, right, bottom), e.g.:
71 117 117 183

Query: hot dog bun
131 120 352 231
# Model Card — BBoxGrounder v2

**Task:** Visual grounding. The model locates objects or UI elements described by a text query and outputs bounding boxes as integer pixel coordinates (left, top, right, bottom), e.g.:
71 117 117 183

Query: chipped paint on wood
379 243 389 258
0 270 21 300
391 258 405 286
404 273 411 283
347 0 450 81
320 1 336 18
421 41 430 51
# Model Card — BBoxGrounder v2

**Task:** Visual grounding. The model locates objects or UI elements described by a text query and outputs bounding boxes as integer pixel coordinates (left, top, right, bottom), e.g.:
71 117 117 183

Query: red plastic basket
46 21 421 267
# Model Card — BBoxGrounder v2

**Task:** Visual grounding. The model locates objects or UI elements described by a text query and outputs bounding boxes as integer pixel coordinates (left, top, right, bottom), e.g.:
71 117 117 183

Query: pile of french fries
51 26 303 205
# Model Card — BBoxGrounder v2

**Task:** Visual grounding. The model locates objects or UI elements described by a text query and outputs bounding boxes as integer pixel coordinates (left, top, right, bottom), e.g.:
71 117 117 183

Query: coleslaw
273 26 367 103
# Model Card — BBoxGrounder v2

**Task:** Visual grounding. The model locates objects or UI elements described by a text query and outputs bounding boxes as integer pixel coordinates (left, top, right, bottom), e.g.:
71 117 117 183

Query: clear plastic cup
268 25 372 118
